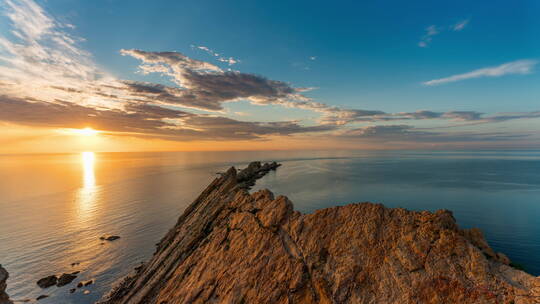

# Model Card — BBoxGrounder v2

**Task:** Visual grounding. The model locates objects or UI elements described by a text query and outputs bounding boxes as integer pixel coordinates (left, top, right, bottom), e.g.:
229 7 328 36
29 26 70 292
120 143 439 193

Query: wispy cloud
418 18 470 47
422 59 538 86
338 124 532 144
192 45 240 66
418 25 439 48
452 19 469 31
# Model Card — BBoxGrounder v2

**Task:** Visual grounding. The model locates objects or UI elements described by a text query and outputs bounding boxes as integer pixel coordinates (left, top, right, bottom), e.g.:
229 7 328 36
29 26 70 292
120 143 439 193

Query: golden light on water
82 152 95 188
77 152 98 220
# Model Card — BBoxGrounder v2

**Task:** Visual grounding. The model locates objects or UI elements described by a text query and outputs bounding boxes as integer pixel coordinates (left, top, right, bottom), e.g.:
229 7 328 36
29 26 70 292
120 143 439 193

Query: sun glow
75 127 99 136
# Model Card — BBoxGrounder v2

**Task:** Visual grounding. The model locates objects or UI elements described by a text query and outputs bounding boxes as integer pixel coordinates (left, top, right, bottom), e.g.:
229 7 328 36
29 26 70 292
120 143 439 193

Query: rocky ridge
98 161 540 304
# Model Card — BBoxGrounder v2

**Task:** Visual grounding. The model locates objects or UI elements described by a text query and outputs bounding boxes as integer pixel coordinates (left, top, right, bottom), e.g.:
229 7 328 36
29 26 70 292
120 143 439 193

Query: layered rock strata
99 162 540 304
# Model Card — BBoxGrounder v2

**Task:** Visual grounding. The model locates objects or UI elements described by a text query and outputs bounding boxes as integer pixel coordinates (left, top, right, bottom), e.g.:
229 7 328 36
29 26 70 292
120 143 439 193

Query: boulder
36 275 57 288
56 273 77 287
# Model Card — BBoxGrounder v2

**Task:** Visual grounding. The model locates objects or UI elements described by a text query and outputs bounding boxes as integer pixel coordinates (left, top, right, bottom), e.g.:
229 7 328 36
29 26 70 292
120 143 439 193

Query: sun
74 127 99 136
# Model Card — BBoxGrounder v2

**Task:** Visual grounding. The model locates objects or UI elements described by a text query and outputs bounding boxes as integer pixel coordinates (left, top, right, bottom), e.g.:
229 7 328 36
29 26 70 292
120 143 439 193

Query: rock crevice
99 162 540 304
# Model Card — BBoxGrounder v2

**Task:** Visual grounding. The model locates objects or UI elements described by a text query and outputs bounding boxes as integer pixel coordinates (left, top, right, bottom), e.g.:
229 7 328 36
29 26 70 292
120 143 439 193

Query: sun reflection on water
78 152 98 219
82 151 95 188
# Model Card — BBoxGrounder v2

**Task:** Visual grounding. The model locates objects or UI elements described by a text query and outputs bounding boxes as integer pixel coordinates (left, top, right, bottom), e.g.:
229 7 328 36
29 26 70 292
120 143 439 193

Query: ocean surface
1 150 540 303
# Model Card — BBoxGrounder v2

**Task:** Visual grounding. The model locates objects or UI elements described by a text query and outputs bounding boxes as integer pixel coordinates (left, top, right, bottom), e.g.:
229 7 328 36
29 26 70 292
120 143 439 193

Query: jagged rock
57 273 77 287
100 235 121 241
36 275 57 288
36 295 48 301
99 162 540 304
0 265 13 304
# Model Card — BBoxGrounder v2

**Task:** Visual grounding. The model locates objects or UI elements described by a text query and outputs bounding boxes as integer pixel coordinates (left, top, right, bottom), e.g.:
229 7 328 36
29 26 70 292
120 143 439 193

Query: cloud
320 108 540 126
0 1 333 141
0 95 335 140
0 0 537 147
452 19 469 31
418 25 439 47
120 49 313 110
423 59 538 86
339 124 532 143
192 45 240 66
418 19 470 47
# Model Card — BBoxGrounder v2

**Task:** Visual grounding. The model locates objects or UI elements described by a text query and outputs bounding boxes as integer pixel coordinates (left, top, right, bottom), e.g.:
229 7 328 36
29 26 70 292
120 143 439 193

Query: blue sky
0 0 539 151
47 0 539 111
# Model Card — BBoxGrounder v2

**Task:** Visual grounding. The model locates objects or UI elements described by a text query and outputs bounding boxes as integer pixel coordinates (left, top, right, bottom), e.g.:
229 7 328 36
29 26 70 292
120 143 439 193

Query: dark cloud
0 96 333 140
340 124 531 143
120 49 309 111
321 109 539 126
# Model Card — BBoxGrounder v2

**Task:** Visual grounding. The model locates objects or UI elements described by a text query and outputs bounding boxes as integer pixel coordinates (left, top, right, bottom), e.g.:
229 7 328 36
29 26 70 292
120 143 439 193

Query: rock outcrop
99 162 540 304
0 265 13 304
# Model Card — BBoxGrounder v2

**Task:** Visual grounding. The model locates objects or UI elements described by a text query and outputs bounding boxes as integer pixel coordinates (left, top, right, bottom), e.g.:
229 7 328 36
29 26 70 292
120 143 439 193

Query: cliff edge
99 162 540 304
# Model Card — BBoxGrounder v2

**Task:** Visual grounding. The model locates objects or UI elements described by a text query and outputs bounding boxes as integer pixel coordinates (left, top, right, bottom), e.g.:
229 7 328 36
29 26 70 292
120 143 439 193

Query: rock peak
99 162 540 304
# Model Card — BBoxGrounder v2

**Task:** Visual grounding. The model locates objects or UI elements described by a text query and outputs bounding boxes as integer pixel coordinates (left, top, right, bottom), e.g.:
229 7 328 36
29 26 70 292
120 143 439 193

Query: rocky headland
92 161 540 304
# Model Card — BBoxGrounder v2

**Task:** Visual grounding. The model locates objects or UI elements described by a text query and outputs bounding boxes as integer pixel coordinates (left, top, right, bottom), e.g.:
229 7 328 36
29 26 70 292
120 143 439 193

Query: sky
0 0 539 153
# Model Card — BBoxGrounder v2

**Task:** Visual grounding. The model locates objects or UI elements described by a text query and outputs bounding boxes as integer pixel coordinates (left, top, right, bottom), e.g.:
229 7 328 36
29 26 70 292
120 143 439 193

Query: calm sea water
1 150 540 303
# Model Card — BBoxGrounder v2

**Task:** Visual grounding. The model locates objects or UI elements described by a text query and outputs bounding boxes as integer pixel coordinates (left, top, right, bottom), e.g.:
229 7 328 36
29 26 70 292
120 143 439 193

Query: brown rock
36 295 48 301
56 273 77 287
99 163 540 304
0 265 13 304
36 275 57 288
100 235 121 241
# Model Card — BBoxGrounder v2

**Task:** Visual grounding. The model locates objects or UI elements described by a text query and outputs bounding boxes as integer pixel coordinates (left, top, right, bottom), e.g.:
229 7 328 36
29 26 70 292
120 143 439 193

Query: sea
1 150 539 303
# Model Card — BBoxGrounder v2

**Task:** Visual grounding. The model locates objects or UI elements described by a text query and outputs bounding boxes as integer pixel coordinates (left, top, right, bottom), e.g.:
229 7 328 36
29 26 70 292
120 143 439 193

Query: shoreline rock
0 265 13 304
100 235 121 241
36 275 57 289
98 161 540 304
56 273 77 287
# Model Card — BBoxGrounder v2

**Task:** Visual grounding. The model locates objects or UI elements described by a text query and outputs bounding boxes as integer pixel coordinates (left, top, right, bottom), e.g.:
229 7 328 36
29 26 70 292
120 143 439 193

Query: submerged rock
36 275 57 288
100 235 121 241
0 265 13 304
56 273 77 287
36 295 48 301
99 162 540 304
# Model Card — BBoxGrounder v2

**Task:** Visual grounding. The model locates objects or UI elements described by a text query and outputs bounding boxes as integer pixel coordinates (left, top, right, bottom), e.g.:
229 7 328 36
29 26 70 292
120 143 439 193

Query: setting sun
74 127 99 136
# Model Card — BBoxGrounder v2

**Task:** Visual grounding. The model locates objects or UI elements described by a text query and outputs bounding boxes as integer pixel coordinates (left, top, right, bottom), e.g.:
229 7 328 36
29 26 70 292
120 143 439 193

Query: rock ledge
98 162 540 304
